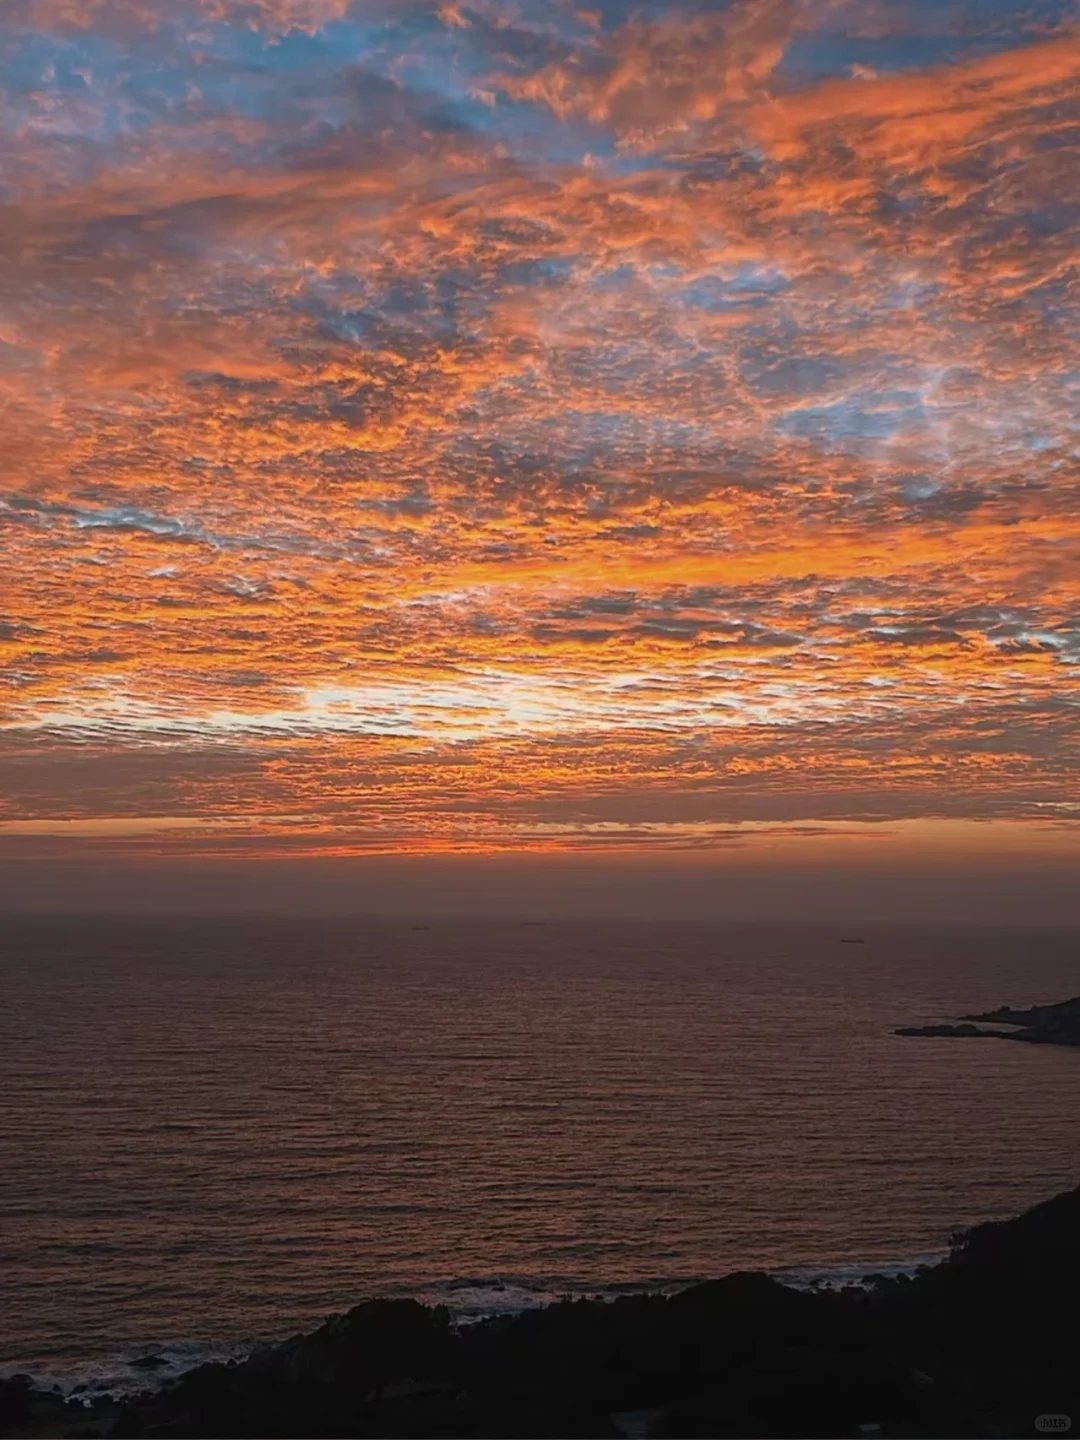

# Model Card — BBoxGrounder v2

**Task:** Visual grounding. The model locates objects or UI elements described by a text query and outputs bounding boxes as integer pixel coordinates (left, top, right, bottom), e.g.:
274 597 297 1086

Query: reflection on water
2 917 1078 1376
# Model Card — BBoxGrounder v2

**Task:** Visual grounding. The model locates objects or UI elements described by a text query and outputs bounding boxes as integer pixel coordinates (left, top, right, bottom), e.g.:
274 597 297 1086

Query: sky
1 0 1078 917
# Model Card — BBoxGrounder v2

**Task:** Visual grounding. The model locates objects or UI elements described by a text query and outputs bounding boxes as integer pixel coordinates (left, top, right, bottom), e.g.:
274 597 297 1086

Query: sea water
2 917 1078 1395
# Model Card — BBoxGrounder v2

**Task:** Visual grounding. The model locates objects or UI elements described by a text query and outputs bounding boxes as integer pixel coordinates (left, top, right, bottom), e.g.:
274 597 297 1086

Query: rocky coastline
3 1183 1079 1439
896 994 1080 1047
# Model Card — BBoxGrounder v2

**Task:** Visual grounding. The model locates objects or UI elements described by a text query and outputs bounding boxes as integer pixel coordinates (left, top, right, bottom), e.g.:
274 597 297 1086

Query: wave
3 1255 948 1404
770 1250 948 1290
0 1339 258 1405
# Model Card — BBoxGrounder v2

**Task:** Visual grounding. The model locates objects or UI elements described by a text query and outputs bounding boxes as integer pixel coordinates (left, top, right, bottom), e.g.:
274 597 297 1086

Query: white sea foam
2 1252 951 1403
410 1275 688 1325
1 1339 258 1404
772 1251 948 1290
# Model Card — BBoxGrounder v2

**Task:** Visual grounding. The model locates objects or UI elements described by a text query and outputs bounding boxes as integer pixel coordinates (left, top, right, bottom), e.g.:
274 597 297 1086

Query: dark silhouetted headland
898 995 1080 1048
4 1182 1079 1439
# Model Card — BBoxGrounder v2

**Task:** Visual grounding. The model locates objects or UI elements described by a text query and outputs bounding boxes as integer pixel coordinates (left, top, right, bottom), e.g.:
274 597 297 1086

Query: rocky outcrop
8 1183 1080 1439
897 995 1080 1048
962 996 1080 1046
895 1023 991 1039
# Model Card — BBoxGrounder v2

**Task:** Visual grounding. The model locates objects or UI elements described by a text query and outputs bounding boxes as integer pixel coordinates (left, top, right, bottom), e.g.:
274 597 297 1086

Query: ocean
2 917 1079 1397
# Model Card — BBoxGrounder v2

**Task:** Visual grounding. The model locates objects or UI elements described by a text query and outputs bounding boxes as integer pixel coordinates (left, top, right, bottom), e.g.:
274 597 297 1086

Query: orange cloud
1 0 1077 859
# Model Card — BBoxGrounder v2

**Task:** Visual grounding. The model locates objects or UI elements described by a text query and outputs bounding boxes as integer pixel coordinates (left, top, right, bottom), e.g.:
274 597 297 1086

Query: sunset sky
2 0 1078 915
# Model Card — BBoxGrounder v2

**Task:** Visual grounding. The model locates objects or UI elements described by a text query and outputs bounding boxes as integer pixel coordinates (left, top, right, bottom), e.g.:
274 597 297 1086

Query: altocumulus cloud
0 0 1078 860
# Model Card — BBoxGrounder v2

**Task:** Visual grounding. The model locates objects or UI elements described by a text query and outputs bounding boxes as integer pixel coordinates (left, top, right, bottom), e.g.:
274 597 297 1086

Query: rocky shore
896 994 1080 1047
3 1183 1079 1439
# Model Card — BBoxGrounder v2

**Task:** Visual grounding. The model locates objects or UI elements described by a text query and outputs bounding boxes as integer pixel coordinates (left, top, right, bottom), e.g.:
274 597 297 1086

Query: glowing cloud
1 0 1077 861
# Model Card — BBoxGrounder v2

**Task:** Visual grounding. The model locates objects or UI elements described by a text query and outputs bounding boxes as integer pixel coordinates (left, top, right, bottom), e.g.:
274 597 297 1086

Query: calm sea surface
2 918 1079 1391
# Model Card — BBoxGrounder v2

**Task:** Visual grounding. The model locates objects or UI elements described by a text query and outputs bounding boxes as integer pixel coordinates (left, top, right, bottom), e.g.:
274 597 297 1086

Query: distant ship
520 921 546 926
839 937 865 944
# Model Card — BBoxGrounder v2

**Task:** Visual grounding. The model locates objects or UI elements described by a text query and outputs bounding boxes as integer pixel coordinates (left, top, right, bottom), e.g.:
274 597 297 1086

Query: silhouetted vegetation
5 1184 1078 1438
